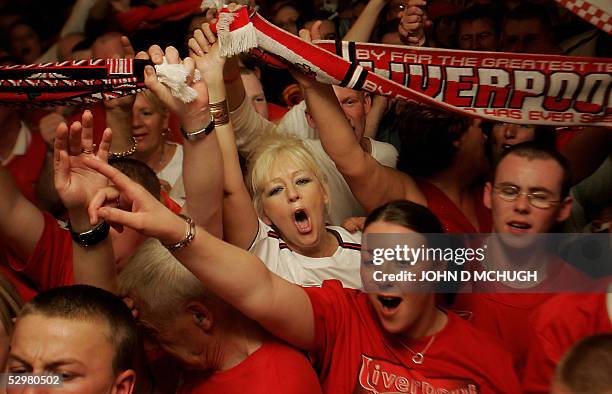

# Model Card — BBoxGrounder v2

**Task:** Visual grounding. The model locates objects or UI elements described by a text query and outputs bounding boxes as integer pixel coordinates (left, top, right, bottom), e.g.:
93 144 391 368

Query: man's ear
113 369 136 394
362 93 372 115
186 301 213 331
556 196 573 223
483 181 493 210
305 110 317 129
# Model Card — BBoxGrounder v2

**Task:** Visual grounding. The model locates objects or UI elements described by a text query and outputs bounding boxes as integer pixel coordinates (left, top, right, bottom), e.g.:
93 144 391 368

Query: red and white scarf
214 7 611 127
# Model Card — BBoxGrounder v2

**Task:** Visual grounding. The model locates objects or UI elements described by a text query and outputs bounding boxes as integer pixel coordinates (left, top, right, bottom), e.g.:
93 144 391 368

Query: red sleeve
115 0 201 32
8 212 74 290
303 280 351 363
0 248 38 302
5 132 46 205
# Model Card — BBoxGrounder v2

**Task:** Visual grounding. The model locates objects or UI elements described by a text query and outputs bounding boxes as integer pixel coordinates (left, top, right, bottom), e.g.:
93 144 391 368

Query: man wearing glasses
485 142 572 235
450 141 587 375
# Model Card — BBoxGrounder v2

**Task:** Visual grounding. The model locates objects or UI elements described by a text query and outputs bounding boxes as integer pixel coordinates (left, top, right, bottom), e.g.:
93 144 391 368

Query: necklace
398 335 436 365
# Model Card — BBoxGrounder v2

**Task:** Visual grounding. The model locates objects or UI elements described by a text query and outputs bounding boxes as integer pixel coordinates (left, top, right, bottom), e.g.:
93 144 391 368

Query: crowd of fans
0 0 611 393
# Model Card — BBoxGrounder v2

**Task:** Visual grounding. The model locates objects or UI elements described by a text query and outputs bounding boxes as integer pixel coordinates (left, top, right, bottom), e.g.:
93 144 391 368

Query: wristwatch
181 117 215 141
68 221 110 247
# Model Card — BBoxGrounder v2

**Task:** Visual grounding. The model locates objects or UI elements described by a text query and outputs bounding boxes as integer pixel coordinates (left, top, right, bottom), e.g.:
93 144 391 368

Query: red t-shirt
0 246 37 302
449 259 590 373
4 211 73 294
416 180 491 233
178 340 322 394
522 293 612 394
4 131 47 205
304 280 521 394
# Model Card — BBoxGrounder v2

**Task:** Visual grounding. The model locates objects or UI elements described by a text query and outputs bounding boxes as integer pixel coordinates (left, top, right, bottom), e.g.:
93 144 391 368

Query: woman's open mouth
293 208 312 234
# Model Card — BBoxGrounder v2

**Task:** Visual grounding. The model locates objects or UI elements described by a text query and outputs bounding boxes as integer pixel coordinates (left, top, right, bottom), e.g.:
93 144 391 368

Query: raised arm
143 45 223 239
297 68 425 211
0 167 44 261
343 0 388 41
85 158 316 351
188 25 259 249
222 51 279 156
54 111 116 292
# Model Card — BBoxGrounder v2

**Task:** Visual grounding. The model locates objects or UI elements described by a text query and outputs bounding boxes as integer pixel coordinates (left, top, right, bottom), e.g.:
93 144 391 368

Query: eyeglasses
494 185 562 209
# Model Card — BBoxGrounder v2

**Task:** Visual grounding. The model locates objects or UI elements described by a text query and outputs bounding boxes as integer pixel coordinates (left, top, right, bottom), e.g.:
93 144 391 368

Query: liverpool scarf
0 7 610 127
214 7 611 127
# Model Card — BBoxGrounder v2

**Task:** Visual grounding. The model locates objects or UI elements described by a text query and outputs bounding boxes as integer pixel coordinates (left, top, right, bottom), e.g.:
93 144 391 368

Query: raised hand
143 45 211 133
54 110 112 229
84 157 186 245
188 23 226 81
398 0 430 46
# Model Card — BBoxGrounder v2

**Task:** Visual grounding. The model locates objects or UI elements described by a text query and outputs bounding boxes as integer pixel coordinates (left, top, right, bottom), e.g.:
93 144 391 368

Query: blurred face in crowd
139 304 212 370
332 86 371 141
261 158 330 254
92 33 127 59
9 23 41 64
455 118 489 178
273 5 300 35
241 72 269 120
7 314 134 394
501 18 557 54
485 153 572 235
132 93 169 158
363 221 435 335
457 18 497 51
490 123 536 163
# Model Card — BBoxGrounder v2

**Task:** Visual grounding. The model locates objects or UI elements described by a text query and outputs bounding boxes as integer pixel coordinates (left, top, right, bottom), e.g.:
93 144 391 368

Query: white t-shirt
231 98 398 225
249 220 362 288
157 142 183 188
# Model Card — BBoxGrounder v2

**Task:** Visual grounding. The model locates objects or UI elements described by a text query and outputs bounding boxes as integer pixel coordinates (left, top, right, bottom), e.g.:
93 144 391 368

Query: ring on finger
81 144 96 154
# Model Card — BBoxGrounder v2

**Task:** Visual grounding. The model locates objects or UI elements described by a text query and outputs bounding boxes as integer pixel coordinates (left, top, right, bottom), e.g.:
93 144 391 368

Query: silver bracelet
163 214 196 252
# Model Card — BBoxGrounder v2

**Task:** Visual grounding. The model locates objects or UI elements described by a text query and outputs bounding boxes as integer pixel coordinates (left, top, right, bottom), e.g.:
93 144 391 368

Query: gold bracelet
210 100 230 126
108 137 137 159
163 214 196 252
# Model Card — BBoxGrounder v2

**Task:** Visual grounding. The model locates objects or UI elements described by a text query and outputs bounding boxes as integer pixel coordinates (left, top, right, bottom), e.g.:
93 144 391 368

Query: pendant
412 353 424 364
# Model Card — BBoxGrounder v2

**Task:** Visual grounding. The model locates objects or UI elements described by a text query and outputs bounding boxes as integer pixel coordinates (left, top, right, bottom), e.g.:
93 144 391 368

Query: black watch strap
68 221 110 247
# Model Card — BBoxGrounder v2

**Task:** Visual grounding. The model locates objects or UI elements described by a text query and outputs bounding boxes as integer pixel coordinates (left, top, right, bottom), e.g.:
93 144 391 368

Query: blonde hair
0 271 23 336
118 239 210 322
140 89 168 116
248 133 330 218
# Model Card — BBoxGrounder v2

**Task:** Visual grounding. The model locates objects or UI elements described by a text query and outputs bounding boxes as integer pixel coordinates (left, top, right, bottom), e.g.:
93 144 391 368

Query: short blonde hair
248 133 329 218
118 239 209 322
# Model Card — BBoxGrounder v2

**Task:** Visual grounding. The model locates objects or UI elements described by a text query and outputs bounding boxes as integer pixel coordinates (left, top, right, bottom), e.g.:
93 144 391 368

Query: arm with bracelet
84 157 317 352
188 26 260 250
53 110 118 293
143 44 223 238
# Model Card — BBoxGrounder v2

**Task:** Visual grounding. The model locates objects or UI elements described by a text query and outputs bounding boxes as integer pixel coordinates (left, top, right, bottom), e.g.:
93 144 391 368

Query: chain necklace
398 335 436 365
